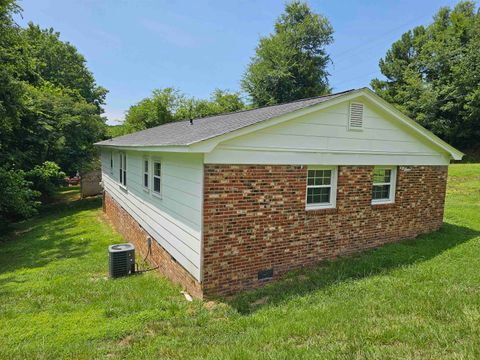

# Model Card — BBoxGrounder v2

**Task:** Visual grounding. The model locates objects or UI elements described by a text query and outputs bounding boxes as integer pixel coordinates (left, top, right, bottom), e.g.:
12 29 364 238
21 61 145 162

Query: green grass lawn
1 165 479 359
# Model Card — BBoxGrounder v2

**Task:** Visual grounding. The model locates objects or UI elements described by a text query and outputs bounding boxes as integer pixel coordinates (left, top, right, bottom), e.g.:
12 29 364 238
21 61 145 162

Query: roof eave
94 142 193 152
95 88 464 161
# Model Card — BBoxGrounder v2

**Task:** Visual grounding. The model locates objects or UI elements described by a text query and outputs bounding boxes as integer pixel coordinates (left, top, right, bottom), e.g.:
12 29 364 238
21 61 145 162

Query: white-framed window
305 166 337 210
110 151 114 175
152 160 161 196
143 157 149 190
371 166 397 204
119 152 127 187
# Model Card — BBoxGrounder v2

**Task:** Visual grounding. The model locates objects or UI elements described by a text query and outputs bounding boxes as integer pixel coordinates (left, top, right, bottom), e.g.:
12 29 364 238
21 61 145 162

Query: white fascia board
94 144 193 153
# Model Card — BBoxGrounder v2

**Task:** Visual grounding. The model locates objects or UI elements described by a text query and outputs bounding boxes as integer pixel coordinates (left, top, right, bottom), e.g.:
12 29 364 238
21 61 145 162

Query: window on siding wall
306 166 337 209
153 161 161 196
110 152 114 175
372 166 396 204
119 152 127 187
143 158 149 189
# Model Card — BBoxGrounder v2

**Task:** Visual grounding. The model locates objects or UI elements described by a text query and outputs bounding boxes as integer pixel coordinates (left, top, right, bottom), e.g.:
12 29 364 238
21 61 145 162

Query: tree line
119 1 479 159
371 1 480 153
1 0 479 230
1 0 107 229
116 1 333 135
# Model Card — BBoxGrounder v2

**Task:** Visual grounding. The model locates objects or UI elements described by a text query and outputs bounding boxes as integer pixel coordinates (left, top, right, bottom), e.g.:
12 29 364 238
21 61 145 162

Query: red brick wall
103 192 203 298
202 165 448 296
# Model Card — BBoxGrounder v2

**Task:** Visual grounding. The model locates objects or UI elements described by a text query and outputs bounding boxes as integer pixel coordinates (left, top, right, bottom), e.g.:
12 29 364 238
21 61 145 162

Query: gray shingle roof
96 89 356 147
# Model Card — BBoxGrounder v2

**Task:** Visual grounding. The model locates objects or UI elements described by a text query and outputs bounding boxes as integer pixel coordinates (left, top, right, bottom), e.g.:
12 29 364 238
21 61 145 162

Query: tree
211 89 245 113
0 0 108 227
241 1 333 106
123 88 183 133
0 0 32 166
122 88 245 133
175 89 245 120
371 1 480 151
0 167 40 231
26 161 65 201
23 23 107 108
0 2 107 174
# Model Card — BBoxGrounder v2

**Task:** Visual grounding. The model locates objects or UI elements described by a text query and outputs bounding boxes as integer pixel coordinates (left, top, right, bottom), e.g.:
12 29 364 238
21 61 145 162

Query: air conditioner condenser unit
108 243 135 278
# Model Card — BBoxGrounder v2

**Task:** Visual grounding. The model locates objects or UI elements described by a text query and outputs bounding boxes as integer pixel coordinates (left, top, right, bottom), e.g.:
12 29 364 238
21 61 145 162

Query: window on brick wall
306 166 337 210
372 166 397 204
119 152 127 187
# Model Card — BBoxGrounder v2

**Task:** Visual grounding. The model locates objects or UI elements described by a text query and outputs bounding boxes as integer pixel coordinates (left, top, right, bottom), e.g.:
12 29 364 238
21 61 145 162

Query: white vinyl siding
305 166 337 210
101 150 203 280
371 166 397 204
204 102 451 166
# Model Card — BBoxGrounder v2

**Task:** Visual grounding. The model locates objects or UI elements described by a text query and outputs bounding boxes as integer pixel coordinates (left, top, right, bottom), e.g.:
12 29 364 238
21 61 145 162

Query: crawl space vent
258 268 273 280
348 102 364 130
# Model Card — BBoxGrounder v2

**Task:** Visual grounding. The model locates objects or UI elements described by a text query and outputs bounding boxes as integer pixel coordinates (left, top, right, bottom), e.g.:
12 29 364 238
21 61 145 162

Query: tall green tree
123 88 182 133
242 1 333 106
0 0 108 227
23 23 107 108
0 0 31 164
123 88 245 133
0 2 107 174
371 1 480 151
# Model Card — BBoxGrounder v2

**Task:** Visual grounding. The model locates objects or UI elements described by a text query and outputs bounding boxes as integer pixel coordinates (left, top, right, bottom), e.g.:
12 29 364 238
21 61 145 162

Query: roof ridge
151 88 357 127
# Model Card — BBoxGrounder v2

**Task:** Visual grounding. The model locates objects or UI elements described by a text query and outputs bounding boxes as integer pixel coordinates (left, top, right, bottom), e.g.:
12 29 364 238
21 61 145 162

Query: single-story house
95 87 463 298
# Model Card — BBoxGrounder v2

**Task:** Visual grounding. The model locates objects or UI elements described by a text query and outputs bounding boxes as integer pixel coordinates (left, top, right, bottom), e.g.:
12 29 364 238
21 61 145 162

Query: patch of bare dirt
117 335 134 347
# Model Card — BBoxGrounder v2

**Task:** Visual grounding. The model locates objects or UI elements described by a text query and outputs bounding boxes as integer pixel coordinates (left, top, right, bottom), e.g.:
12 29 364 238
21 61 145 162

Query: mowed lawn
0 165 479 359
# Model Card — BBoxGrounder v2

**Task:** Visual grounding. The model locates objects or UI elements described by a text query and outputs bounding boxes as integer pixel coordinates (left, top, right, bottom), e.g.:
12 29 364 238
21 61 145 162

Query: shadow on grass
0 196 102 274
229 222 480 315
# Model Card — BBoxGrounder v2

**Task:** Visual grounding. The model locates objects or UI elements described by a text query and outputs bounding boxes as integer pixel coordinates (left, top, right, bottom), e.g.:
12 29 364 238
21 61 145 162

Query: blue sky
16 0 457 124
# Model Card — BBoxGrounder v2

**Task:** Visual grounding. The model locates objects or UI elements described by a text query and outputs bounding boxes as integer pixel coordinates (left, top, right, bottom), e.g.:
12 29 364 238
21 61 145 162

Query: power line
331 14 429 60
329 0 458 68
329 0 460 90
331 70 383 90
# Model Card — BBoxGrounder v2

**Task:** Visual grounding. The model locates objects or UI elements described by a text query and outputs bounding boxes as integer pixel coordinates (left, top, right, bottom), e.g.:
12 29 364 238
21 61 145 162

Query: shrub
0 167 40 231
26 161 66 201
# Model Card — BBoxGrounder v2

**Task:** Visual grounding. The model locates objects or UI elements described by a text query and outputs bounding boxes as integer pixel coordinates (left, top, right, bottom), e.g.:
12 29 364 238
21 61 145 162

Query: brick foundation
103 192 203 298
202 165 448 296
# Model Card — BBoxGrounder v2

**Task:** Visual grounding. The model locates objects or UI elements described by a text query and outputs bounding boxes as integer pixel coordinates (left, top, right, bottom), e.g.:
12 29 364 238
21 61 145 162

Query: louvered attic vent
348 102 364 131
